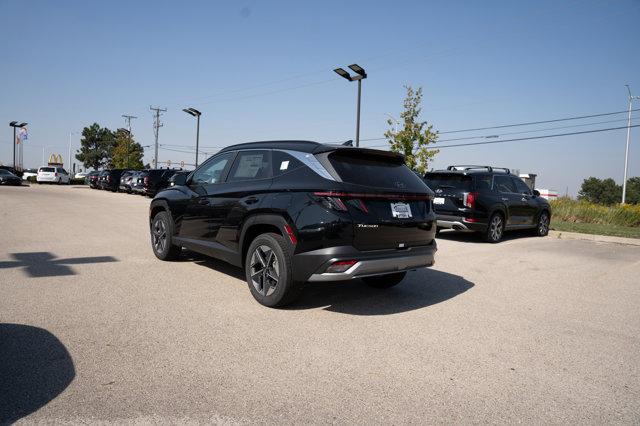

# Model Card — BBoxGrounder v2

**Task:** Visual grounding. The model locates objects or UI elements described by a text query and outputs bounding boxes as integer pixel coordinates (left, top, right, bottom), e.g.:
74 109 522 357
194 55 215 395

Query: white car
75 171 88 179
37 167 70 184
22 168 38 180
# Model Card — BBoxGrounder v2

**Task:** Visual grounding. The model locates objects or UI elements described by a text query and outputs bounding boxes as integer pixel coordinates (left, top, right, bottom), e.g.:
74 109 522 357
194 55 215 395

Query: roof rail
446 165 511 174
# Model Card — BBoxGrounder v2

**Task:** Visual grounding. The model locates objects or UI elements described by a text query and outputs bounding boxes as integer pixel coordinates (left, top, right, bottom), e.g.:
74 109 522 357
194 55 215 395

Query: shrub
27 176 37 183
551 197 640 227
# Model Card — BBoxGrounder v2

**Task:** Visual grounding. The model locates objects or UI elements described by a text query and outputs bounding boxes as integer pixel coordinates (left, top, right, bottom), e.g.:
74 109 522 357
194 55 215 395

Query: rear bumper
293 241 437 282
436 214 487 232
37 176 58 182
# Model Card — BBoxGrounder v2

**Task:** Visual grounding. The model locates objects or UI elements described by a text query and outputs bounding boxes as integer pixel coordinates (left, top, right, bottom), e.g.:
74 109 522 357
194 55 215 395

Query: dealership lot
1 185 639 423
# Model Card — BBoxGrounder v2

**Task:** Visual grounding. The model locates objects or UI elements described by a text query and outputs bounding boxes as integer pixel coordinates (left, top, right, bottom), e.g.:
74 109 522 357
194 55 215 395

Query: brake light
463 192 478 209
325 260 357 273
313 191 430 201
54 172 58 177
284 224 297 244
144 176 149 185
107 175 111 182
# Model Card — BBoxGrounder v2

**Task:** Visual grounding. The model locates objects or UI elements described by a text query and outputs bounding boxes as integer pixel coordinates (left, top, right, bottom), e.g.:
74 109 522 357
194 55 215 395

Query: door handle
244 197 259 205
198 198 209 205
501 197 509 201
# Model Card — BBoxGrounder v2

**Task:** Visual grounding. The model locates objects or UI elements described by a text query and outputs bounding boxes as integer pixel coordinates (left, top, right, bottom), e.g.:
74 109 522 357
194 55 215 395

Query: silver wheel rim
539 213 549 234
153 218 167 253
490 215 503 241
250 245 279 297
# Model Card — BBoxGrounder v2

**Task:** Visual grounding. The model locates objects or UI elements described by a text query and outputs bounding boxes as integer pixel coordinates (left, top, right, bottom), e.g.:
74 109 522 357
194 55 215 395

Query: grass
551 220 640 239
550 197 640 227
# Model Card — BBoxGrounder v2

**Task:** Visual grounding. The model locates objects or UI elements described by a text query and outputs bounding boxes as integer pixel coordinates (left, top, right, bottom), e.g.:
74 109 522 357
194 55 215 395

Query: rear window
39 167 55 172
424 173 473 191
327 151 426 191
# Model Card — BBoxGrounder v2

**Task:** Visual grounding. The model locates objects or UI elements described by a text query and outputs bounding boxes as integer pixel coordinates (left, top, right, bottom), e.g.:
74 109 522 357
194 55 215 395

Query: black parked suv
142 169 179 197
100 169 127 192
424 165 551 243
149 141 437 307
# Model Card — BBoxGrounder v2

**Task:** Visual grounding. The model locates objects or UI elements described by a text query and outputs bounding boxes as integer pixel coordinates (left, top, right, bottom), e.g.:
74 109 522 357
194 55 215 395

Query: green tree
624 176 640 204
75 123 115 170
578 177 622 205
111 129 144 169
384 86 439 174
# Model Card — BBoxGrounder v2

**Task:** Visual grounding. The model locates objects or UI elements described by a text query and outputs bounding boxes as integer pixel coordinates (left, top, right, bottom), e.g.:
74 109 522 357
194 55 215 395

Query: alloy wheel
539 212 549 235
490 215 503 241
250 245 279 297
153 218 167 253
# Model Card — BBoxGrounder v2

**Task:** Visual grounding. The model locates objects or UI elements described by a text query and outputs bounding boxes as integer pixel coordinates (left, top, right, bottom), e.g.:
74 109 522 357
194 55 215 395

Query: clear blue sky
1 0 639 194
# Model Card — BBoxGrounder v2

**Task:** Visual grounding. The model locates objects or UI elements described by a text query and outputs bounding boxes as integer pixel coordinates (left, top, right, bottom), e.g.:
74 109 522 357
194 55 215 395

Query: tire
150 211 181 261
245 233 301 307
484 212 505 243
362 271 407 289
534 210 550 237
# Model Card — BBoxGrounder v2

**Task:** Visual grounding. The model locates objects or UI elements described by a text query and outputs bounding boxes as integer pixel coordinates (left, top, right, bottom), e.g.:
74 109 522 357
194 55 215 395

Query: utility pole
150 106 166 169
622 85 640 204
122 114 137 168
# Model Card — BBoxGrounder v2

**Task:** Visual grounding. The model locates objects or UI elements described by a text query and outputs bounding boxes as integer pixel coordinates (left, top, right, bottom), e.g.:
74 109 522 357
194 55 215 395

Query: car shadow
185 251 473 314
0 323 75 424
436 228 537 244
290 268 474 315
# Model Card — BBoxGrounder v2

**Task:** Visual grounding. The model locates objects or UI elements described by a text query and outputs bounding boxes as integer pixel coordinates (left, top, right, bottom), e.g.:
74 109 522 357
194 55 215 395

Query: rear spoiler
312 145 405 162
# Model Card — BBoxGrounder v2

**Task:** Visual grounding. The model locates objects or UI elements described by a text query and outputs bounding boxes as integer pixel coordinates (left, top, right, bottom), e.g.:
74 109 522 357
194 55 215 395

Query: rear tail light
463 192 478 209
144 176 149 185
107 175 111 182
54 172 58 177
325 260 357 273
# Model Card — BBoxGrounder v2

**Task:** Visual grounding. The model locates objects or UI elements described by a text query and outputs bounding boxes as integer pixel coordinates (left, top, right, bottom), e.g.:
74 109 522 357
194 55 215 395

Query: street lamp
183 108 202 167
9 121 27 170
334 64 367 147
622 84 640 204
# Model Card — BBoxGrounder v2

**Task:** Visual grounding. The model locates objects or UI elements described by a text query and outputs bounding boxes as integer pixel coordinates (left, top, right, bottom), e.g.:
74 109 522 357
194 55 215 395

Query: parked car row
88 168 190 197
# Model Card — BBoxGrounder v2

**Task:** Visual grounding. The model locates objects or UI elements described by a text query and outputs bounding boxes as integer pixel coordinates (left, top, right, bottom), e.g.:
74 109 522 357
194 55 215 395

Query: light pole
9 121 27 170
334 64 367 147
623 85 640 204
68 131 79 173
183 108 202 167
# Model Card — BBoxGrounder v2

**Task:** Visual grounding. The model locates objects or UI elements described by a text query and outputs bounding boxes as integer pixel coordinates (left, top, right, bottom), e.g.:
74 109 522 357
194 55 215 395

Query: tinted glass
192 152 234 184
328 151 426 191
494 175 517 193
272 151 303 176
0 169 11 175
228 150 271 182
512 177 531 194
424 173 473 191
40 167 55 172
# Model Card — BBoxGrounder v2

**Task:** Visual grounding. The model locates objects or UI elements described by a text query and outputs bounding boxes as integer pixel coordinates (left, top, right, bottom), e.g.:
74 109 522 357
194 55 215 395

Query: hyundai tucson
149 141 437 307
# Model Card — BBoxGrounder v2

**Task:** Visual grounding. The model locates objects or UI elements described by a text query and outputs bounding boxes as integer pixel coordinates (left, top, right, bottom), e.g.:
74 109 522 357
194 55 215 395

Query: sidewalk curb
549 230 640 246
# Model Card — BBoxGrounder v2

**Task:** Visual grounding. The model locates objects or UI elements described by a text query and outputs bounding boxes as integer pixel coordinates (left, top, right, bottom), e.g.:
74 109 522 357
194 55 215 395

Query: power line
438 108 640 134
366 125 639 150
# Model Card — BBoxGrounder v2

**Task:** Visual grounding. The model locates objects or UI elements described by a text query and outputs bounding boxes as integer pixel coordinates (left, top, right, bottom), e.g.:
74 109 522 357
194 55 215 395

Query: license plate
391 202 412 218
433 197 445 205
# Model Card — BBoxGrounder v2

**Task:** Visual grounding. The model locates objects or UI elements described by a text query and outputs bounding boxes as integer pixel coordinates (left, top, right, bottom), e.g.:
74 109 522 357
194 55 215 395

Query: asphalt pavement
1 184 639 424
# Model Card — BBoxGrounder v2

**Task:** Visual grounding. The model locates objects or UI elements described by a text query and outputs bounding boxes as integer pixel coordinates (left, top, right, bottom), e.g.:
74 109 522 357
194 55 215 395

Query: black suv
100 169 127 192
142 169 179 197
149 141 437 307
424 165 551 243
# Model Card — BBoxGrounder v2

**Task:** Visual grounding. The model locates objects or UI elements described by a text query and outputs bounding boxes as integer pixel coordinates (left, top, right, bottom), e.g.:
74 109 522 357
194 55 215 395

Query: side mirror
533 189 540 197
171 173 187 187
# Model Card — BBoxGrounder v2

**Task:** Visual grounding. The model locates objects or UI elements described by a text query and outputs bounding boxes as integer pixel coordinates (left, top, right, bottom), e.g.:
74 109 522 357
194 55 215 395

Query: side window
227 150 271 182
493 175 517 193
272 150 304 176
475 175 492 191
192 152 234 185
512 177 531 194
